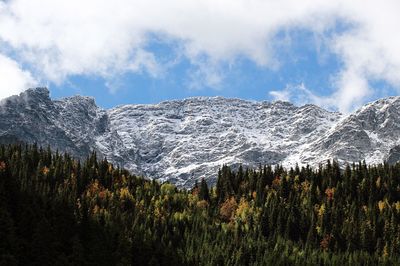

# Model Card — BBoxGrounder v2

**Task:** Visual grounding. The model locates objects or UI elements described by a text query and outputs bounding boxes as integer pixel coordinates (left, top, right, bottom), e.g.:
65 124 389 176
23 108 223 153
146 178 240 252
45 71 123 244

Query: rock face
1 88 400 187
308 97 400 165
0 88 107 158
386 145 400 165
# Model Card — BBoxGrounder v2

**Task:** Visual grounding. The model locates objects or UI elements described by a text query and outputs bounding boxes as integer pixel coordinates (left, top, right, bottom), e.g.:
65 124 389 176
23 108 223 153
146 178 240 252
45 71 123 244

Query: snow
93 97 344 187
3 88 400 188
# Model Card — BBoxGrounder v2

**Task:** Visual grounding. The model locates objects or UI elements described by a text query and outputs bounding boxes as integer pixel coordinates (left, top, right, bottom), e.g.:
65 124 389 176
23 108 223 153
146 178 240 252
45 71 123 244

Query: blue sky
49 31 340 109
1 0 400 113
50 29 342 109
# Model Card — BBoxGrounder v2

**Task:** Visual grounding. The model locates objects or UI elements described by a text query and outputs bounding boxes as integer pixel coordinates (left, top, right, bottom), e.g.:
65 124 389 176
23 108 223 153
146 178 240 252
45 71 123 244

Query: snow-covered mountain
1 88 399 187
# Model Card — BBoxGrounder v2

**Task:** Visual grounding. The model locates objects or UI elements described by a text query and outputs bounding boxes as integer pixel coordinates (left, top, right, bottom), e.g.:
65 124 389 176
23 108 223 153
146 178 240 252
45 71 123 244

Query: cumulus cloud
0 53 36 99
0 0 400 111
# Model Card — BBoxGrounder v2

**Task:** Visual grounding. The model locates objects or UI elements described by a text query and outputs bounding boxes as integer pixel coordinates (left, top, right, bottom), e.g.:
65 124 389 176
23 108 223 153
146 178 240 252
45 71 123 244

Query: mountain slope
100 98 341 186
1 88 399 187
307 97 400 165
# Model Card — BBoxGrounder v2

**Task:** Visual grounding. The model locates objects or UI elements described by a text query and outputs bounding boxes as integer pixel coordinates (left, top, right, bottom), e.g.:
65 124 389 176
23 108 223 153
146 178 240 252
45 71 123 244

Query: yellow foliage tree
318 204 325 217
378 200 385 213
376 177 381 189
301 180 310 193
235 197 251 222
220 197 237 222
120 187 134 201
394 201 400 213
197 200 209 209
161 183 175 196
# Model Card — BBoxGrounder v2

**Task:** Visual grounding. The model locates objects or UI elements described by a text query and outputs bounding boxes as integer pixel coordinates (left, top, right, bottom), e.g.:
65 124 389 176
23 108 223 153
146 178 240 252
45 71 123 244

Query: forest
0 143 399 265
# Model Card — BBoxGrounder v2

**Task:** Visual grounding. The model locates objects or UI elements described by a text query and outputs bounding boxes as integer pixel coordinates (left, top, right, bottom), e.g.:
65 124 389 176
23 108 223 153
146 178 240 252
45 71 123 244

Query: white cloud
186 57 225 91
0 0 400 111
270 83 332 108
0 53 36 99
269 90 291 102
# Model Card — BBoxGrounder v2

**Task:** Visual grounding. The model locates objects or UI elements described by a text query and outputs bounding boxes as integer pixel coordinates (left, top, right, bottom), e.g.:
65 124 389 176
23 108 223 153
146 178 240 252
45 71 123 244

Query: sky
1 0 400 113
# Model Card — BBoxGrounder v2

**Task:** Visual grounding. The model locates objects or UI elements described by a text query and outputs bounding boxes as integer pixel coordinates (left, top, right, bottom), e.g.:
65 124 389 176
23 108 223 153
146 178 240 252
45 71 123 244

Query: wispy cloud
0 0 400 112
270 83 340 112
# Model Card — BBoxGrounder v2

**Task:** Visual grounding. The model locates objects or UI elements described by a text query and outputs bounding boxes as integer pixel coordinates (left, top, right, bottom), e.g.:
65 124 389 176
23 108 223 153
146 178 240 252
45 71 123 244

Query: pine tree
199 178 210 202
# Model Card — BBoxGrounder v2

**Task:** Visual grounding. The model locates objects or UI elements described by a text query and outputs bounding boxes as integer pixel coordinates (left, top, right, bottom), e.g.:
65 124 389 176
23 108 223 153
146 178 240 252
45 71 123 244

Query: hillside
0 144 399 265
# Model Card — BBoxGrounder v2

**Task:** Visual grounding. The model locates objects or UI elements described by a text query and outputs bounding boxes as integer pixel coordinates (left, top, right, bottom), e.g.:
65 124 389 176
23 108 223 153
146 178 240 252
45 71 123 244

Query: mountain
1 88 399 187
307 97 400 165
0 88 107 157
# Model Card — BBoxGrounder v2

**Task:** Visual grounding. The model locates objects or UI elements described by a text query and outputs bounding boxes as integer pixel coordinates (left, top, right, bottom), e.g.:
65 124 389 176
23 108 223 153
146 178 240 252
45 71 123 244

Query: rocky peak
59 94 97 107
21 87 51 104
2 88 400 187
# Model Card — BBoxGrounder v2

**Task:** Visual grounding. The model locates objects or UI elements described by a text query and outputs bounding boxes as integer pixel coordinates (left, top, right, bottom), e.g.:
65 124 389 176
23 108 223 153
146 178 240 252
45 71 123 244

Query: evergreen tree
199 178 210 202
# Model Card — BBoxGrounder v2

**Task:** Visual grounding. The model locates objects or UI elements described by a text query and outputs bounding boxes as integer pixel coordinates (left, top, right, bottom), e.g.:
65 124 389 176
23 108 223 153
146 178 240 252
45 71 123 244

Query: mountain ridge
1 88 399 187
